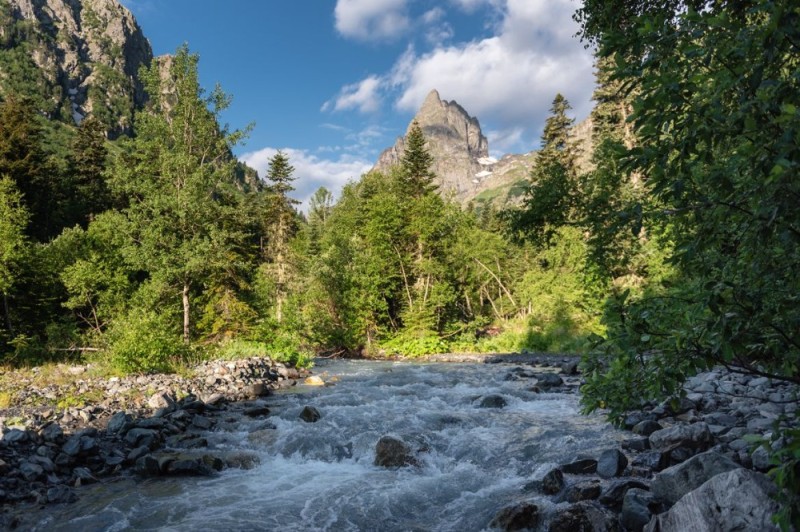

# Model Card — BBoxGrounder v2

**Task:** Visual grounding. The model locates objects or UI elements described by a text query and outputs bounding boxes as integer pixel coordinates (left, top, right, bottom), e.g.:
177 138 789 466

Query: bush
107 310 187 374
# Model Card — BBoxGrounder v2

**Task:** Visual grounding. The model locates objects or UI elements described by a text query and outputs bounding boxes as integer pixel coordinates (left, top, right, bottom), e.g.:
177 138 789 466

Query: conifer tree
512 93 578 244
263 150 299 323
401 120 437 199
0 96 54 241
69 115 111 225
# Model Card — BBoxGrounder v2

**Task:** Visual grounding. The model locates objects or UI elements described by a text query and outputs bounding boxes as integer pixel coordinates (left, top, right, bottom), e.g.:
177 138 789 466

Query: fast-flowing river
25 359 625 531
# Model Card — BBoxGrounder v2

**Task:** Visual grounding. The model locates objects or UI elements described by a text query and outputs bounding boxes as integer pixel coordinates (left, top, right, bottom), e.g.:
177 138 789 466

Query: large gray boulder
645 469 779 531
651 451 740 505
649 422 712 451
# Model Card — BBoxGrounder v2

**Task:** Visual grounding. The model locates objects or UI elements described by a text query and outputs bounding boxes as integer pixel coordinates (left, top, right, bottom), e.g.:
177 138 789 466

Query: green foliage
107 309 188 374
511 94 579 245
401 120 437 198
576 1 800 524
381 331 449 357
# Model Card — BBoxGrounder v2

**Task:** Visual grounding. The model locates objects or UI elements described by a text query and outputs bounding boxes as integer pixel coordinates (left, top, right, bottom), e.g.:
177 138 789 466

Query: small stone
560 458 597 475
249 382 271 397
244 406 271 418
489 502 540 531
1 428 29 444
649 422 712 451
62 435 82 457
597 448 628 478
40 423 64 443
374 436 417 468
134 454 161 476
127 445 150 463
204 393 225 406
564 479 602 502
621 488 658 532
136 417 167 430
192 415 213 429
535 373 563 388
598 479 650 509
304 376 325 386
621 438 650 452
478 395 507 408
547 501 617 532
72 467 96 484
106 412 132 434
631 450 670 472
632 420 662 437
299 406 321 423
20 461 44 481
542 468 564 494
47 485 77 504
148 391 175 410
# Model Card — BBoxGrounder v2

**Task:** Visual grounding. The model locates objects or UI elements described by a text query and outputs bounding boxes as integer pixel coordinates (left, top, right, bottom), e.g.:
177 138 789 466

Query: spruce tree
401 120 437 199
0 96 53 241
263 150 299 323
69 115 111 225
512 93 578 244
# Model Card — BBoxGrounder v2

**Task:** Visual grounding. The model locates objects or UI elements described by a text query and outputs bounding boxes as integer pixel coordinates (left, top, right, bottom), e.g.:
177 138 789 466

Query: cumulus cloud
392 0 594 150
334 0 410 41
321 76 383 114
328 0 595 154
240 147 373 211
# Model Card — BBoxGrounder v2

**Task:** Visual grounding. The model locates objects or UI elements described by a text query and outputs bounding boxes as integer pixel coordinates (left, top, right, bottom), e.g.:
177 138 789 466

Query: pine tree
512 93 578 244
0 96 54 241
263 150 299 323
69 115 111 225
401 120 437 199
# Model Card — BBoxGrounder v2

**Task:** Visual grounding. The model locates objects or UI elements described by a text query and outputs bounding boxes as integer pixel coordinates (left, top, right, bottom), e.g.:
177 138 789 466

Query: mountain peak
420 89 442 112
375 90 489 201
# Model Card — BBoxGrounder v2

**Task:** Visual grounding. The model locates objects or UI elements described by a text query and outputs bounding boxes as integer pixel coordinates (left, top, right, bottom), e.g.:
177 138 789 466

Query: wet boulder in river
374 435 418 468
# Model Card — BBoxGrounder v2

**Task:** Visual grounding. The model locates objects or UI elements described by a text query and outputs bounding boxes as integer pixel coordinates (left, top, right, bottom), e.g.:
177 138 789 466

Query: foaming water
26 360 624 531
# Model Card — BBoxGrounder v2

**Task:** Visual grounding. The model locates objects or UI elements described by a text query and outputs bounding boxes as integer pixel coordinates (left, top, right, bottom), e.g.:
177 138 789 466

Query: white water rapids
25 359 626 531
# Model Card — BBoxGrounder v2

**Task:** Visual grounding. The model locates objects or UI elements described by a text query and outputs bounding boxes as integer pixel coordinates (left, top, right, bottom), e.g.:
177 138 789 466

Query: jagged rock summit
374 89 493 202
374 89 595 208
0 0 153 136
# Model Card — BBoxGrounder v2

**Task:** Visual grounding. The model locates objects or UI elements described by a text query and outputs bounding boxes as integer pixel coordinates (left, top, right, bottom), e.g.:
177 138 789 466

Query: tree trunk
182 283 190 343
2 292 12 335
275 216 286 323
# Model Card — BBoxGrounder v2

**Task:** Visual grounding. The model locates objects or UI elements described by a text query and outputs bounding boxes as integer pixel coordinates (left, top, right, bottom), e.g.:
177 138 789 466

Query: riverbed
21 359 626 531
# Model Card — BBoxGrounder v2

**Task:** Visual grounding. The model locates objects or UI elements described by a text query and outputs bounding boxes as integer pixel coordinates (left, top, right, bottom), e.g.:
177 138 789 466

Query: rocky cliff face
0 0 152 137
374 89 594 208
374 89 491 202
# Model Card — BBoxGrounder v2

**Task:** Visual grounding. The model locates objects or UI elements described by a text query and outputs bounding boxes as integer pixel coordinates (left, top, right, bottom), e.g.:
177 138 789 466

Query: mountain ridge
374 89 594 208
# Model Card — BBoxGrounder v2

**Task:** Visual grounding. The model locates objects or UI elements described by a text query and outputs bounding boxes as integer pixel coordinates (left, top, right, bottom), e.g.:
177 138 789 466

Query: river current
25 359 625 531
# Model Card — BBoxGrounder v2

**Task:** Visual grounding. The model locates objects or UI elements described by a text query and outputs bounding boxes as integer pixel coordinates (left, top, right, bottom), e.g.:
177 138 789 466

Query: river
24 359 625 531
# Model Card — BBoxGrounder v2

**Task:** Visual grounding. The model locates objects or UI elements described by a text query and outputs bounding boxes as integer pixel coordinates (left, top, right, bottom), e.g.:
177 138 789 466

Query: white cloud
334 0 410 41
392 0 594 151
328 0 595 154
240 147 373 211
322 76 383 114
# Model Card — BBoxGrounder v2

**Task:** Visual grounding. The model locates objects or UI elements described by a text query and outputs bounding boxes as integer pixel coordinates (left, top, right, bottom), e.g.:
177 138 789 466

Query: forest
0 0 798 522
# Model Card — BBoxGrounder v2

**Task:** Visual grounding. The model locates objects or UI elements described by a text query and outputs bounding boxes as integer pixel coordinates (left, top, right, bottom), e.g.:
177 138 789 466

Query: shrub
107 310 187 374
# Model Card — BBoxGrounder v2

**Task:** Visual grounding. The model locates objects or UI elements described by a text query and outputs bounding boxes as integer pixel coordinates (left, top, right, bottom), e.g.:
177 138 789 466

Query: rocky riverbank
0 357 312 529
1 354 797 531
482 361 797 531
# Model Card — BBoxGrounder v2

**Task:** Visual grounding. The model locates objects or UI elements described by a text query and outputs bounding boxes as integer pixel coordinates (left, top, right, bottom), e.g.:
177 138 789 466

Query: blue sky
121 0 595 207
